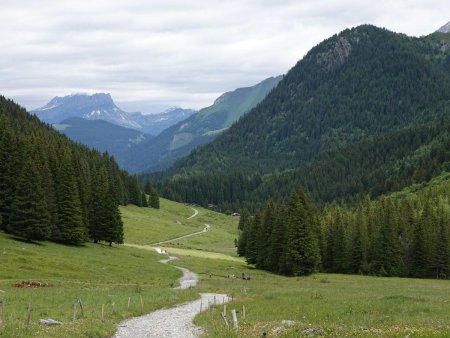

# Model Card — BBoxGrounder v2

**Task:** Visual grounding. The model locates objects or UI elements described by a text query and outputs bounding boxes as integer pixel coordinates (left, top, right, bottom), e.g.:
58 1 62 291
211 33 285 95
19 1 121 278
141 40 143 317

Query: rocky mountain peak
437 21 450 33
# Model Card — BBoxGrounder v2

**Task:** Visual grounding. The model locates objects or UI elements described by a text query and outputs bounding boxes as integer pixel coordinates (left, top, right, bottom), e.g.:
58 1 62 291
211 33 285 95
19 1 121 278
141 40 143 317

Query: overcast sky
1 0 449 113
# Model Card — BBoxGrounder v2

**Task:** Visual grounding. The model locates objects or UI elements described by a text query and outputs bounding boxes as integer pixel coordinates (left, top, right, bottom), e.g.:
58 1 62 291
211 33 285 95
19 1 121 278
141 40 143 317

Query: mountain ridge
154 24 450 211
122 75 282 173
32 93 196 135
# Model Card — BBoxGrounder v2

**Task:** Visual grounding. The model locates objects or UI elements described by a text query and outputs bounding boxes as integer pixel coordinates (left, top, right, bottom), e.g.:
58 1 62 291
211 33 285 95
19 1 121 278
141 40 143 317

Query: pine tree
282 191 320 276
245 212 262 265
89 168 124 245
267 204 287 273
410 210 428 278
237 209 252 256
0 116 20 230
149 191 160 209
55 151 85 244
256 200 276 270
9 158 50 241
128 175 142 206
431 208 449 279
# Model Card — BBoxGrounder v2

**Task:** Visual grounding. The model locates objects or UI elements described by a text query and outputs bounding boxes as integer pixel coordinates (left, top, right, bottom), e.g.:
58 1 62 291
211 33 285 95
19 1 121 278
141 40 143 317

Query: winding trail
114 250 229 337
115 206 229 337
114 293 230 338
187 207 199 220
151 224 210 246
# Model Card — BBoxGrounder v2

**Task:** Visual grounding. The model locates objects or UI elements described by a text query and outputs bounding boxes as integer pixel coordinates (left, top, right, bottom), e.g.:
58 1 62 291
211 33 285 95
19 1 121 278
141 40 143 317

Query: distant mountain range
32 93 196 135
33 77 281 173
121 75 283 173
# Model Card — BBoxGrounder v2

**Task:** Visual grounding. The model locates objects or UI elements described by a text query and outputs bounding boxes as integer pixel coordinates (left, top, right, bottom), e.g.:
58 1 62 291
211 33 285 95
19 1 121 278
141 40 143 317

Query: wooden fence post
220 312 229 330
112 302 116 314
231 309 238 331
243 305 246 319
101 304 104 320
26 300 32 325
78 299 84 317
140 295 144 314
127 297 131 310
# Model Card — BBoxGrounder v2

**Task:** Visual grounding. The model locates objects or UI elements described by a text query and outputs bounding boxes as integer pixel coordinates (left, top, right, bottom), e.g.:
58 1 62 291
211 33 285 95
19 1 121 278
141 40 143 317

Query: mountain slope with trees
155 25 450 212
123 76 282 173
0 96 145 245
54 117 153 167
162 26 450 176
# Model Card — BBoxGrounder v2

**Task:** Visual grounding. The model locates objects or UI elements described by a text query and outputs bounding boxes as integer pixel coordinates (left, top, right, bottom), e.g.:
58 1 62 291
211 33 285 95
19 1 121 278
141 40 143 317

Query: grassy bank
0 202 203 337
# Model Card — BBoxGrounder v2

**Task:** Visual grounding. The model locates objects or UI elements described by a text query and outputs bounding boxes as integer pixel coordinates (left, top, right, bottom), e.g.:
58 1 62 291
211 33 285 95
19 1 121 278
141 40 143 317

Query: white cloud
1 0 449 113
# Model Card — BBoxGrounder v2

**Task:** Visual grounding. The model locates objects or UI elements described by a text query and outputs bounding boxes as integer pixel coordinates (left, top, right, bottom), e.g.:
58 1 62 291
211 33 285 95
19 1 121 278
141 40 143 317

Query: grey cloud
1 0 449 113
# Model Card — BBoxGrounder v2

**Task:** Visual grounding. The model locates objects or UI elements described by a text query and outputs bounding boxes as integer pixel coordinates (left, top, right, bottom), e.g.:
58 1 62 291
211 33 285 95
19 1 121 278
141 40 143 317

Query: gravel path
114 293 230 338
187 207 199 219
114 246 229 337
151 224 210 246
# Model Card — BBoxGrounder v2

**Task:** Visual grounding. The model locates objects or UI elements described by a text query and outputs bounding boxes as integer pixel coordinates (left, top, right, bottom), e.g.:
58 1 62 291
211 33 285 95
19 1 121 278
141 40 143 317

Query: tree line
238 174 450 278
0 96 158 245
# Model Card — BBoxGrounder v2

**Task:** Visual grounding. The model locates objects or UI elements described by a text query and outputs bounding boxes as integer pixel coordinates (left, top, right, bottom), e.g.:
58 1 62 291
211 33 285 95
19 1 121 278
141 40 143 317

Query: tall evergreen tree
282 191 321 276
54 151 85 244
149 191 160 209
89 168 124 245
9 157 50 241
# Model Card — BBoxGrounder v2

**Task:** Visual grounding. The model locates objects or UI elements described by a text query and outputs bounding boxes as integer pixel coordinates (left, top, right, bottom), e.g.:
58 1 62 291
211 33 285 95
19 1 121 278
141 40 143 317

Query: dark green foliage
0 96 142 245
54 151 85 244
239 190 320 276
156 26 450 212
88 168 123 245
144 180 160 209
239 174 450 279
142 192 149 207
9 156 50 241
161 26 450 178
320 175 450 279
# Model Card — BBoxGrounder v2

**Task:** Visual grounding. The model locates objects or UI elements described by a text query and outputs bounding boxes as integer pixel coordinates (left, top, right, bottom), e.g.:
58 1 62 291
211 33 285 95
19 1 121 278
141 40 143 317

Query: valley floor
2 199 450 337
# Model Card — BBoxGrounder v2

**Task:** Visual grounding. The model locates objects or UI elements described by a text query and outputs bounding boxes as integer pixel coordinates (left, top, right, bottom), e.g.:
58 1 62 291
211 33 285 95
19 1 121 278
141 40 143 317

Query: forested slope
0 96 144 244
154 25 450 211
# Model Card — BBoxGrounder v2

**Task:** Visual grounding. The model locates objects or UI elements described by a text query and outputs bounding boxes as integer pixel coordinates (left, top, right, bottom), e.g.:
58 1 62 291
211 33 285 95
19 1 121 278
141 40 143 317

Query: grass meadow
3 198 450 337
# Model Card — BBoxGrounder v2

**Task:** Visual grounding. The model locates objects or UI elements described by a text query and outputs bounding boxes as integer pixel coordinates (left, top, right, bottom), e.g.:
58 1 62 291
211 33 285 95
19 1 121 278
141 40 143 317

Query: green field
0 231 196 337
3 198 450 337
120 199 204 244
122 199 450 337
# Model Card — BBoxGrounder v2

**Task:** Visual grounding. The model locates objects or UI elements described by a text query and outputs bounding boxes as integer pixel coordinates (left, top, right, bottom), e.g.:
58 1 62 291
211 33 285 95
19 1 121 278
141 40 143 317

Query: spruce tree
89 168 124 245
267 204 287 273
55 151 85 244
431 209 449 279
149 191 160 209
282 191 320 276
9 158 50 241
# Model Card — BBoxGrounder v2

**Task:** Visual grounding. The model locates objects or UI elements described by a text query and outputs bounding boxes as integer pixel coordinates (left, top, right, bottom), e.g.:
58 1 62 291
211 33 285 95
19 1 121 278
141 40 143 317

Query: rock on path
114 293 230 338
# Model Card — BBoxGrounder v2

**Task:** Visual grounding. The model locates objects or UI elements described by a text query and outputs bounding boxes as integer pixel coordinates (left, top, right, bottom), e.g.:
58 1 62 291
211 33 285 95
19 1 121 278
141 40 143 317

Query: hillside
0 96 144 245
165 26 450 176
32 93 196 135
54 117 153 165
156 25 450 210
122 76 282 173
